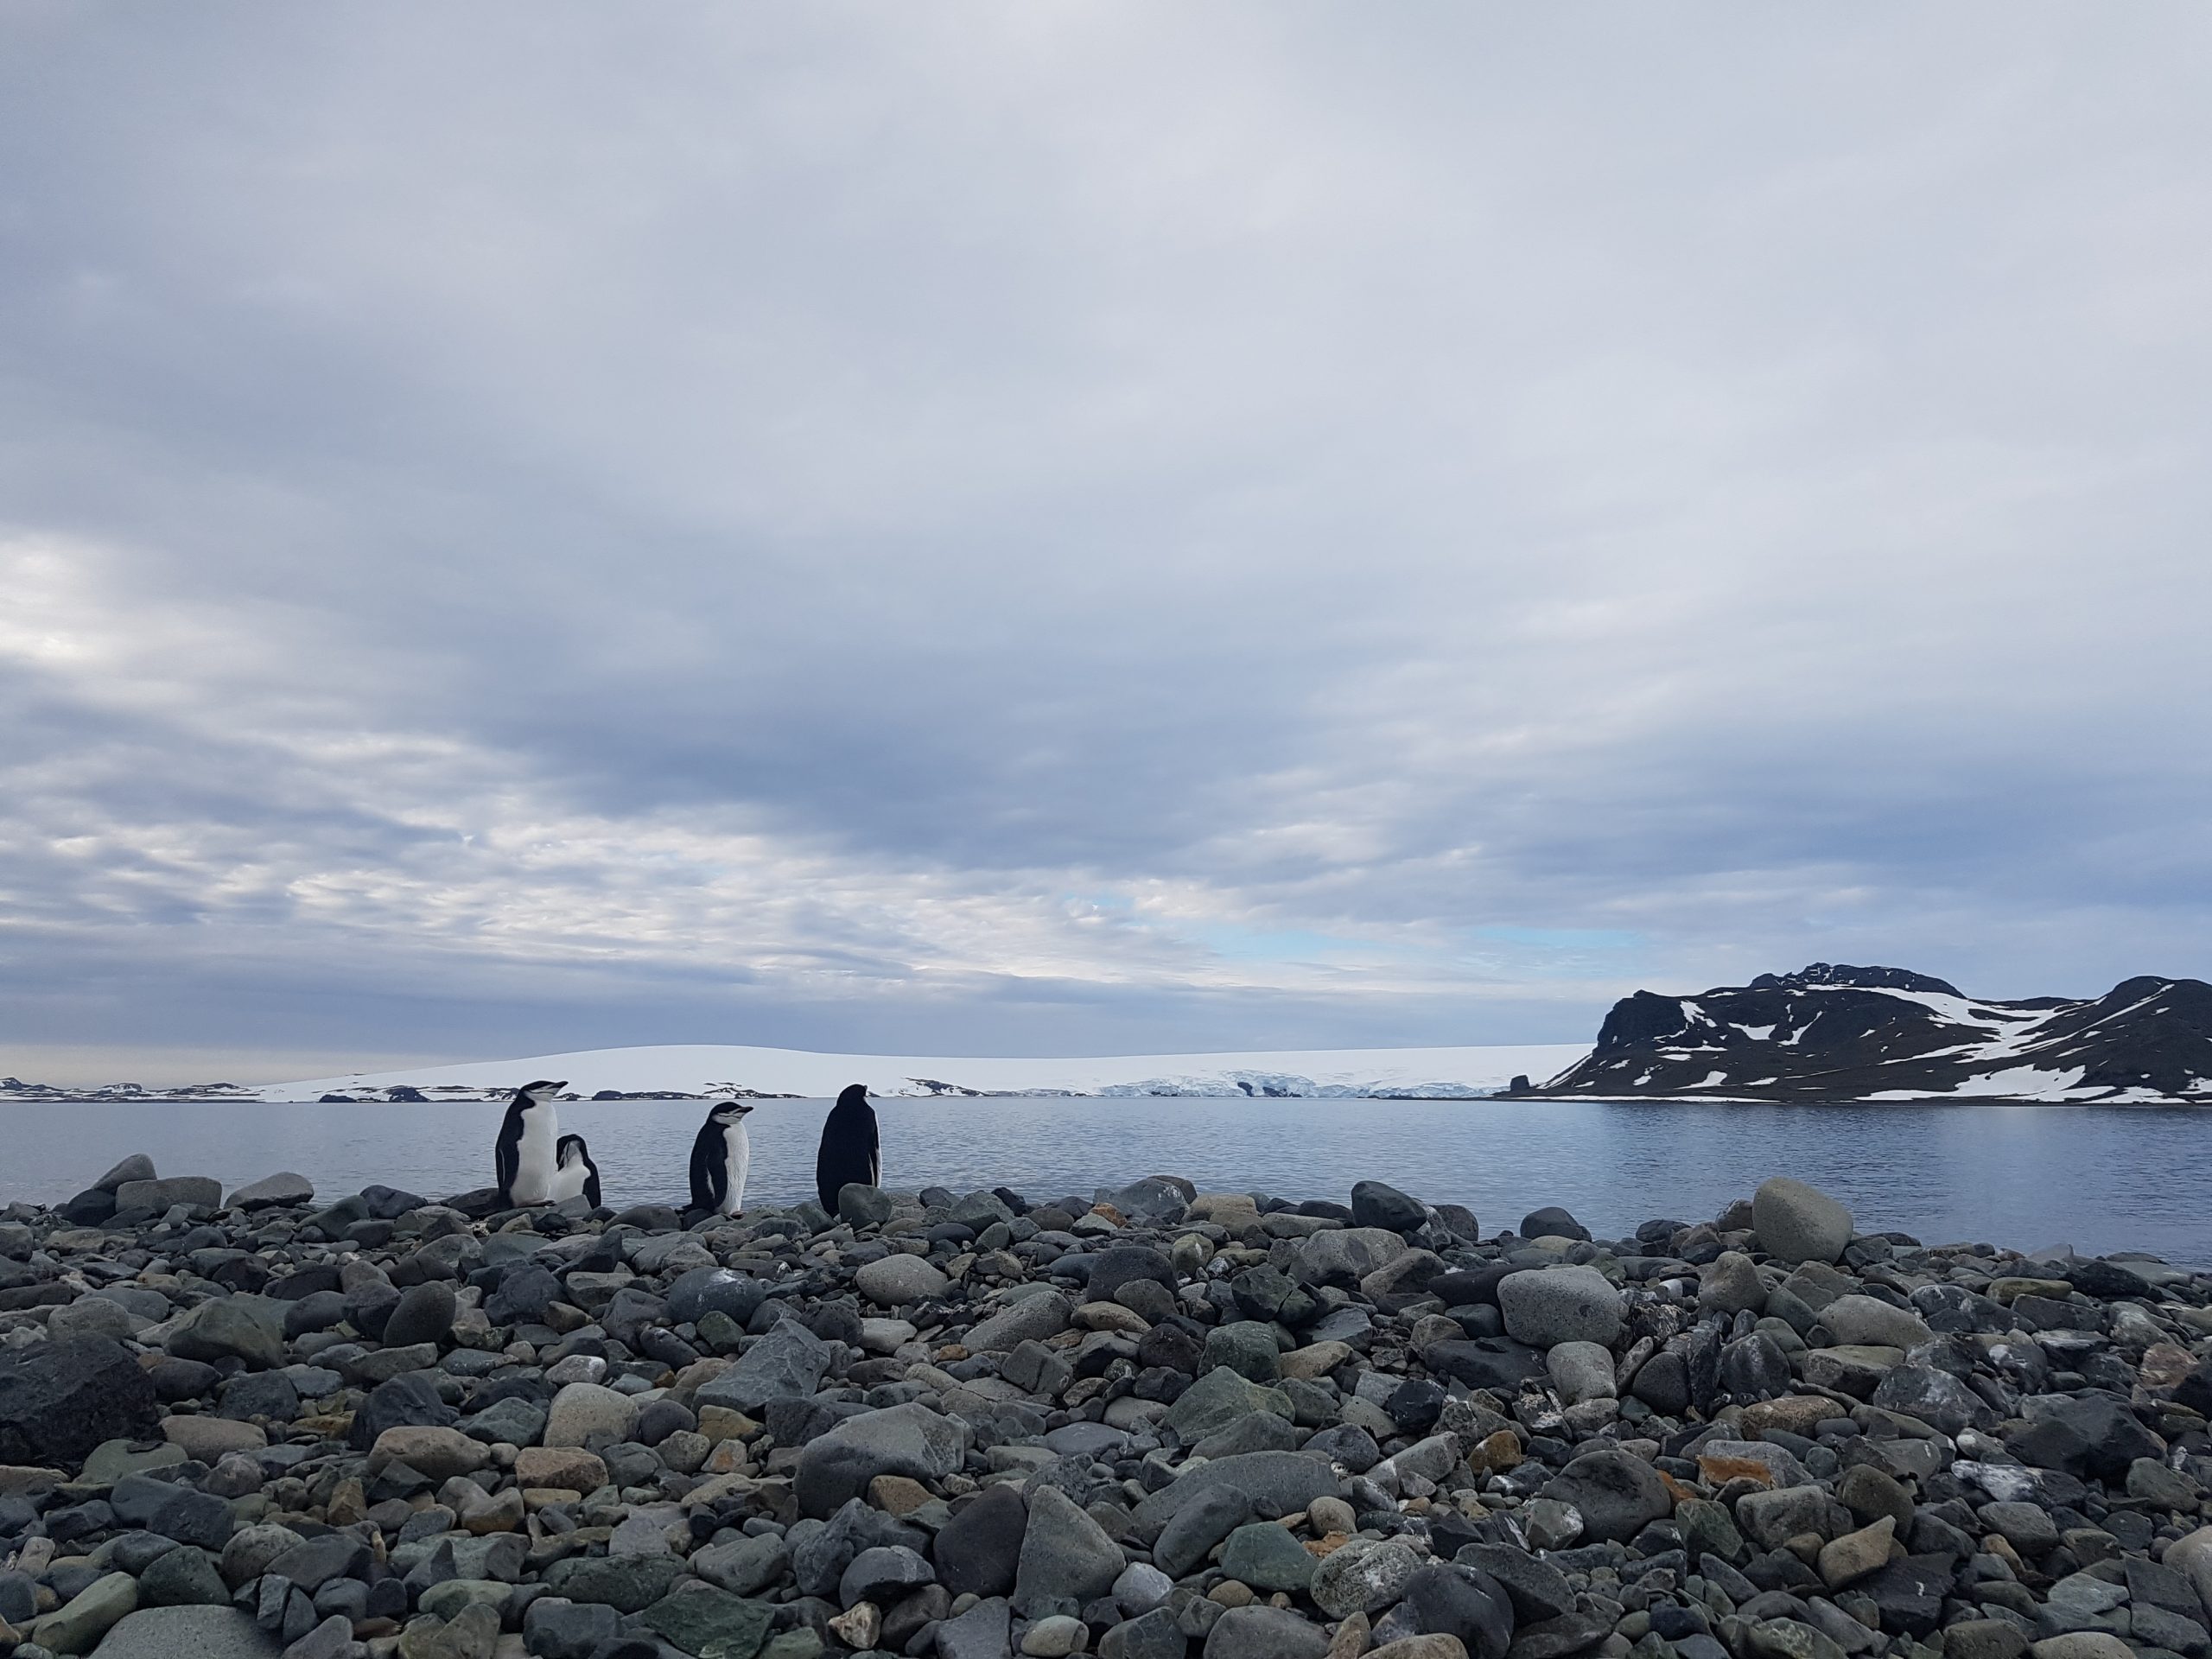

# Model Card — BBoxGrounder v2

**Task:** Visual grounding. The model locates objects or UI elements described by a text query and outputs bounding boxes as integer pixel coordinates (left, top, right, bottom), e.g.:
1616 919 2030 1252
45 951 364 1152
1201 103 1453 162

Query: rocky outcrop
1537 963 2212 1102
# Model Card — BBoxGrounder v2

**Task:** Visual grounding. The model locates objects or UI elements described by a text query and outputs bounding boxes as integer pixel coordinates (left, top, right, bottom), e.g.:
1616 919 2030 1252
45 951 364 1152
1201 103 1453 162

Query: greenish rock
1191 1410 1304 1460
80 1438 188 1487
397 1603 500 1659
33 1570 139 1654
418 1581 516 1622
757 1631 826 1659
1203 1322 1282 1383
1675 1497 1747 1565
639 1586 776 1659
696 1311 745 1353
543 1554 686 1613
1217 1522 1316 1592
1160 1366 1293 1442
166 1300 283 1371
137 1546 231 1607
448 1534 528 1583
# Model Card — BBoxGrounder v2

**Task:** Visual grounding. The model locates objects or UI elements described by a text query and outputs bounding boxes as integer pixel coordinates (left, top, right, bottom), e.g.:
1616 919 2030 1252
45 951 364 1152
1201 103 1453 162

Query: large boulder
2007 1393 2163 1481
1424 1338 1547 1394
0 1335 161 1466
1402 1562 1516 1659
795 1402 968 1517
963 1290 1073 1353
92 1154 157 1192
225 1173 313 1211
1350 1181 1427 1235
1312 1540 1421 1618
1752 1177 1853 1264
1203 1604 1331 1659
664 1268 771 1327
2163 1528 2212 1624
80 1605 278 1659
1518 1206 1591 1243
1132 1452 1340 1534
347 1370 454 1451
1295 1228 1408 1287
543 1382 640 1447
115 1177 223 1214
1821 1295 1932 1351
852 1254 950 1306
1869 1364 1995 1437
166 1300 283 1370
1161 1367 1294 1442
1097 1178 1192 1223
695 1317 832 1412
1083 1247 1179 1306
1013 1484 1124 1615
1538 1448 1672 1542
380 1283 458 1349
1497 1267 1622 1348
934 1484 1027 1599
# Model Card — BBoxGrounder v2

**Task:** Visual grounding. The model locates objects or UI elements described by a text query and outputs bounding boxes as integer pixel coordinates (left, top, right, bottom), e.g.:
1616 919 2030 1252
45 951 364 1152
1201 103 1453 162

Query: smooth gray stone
82 1605 280 1659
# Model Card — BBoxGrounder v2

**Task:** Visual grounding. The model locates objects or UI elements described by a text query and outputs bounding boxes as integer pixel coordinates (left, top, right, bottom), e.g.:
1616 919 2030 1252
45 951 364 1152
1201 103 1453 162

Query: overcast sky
4 7 2210 1083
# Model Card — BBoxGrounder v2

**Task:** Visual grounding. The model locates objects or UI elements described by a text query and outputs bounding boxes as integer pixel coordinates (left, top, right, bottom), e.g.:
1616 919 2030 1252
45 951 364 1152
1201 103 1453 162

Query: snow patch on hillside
264 1041 1593 1103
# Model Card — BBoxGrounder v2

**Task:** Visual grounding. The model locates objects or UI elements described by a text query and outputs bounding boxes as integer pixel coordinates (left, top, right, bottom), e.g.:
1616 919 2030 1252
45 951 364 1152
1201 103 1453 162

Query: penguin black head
515 1079 567 1107
709 1100 755 1124
836 1084 870 1110
556 1133 592 1164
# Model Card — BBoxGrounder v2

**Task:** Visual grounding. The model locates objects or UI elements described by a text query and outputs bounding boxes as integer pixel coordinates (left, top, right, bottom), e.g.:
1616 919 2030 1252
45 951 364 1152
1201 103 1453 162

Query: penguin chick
550 1133 601 1208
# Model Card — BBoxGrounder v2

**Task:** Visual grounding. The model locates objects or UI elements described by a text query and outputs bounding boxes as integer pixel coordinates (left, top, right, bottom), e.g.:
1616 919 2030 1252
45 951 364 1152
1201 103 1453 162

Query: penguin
688 1100 755 1217
550 1134 601 1208
814 1083 880 1213
494 1079 565 1206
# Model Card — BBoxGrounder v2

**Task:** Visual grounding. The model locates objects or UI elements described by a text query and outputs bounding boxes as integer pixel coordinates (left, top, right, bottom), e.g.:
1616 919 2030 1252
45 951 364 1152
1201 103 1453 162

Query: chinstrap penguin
550 1134 601 1209
814 1083 880 1213
689 1100 755 1217
494 1079 566 1206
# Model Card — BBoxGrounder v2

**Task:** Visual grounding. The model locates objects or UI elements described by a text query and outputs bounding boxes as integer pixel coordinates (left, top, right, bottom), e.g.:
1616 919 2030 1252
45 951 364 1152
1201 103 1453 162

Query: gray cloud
3 6 2209 1082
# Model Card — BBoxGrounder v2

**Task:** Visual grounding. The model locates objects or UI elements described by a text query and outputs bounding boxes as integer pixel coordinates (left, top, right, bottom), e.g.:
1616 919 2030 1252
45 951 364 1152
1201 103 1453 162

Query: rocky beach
3 1161 2211 1659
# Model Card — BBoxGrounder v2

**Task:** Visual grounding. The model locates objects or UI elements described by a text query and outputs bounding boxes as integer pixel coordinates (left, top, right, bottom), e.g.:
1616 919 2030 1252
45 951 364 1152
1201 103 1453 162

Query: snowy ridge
262 1041 1592 1103
1538 964 2212 1103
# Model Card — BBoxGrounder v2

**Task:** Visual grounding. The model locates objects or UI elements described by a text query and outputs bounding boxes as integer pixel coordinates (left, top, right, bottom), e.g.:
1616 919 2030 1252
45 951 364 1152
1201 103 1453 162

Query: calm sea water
0 1096 2202 1264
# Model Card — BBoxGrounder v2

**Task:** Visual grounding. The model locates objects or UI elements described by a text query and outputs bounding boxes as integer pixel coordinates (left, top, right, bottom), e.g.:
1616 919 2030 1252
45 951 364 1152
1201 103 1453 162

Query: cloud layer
3 7 2210 1081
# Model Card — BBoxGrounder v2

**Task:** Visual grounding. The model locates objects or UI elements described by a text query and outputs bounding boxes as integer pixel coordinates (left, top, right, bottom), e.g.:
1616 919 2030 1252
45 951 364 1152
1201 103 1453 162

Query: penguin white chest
719 1122 751 1215
549 1154 588 1203
511 1108 559 1204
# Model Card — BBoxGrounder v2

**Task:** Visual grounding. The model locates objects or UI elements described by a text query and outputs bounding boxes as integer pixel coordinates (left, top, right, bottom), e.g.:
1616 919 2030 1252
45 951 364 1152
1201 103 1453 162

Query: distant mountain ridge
1534 962 2212 1102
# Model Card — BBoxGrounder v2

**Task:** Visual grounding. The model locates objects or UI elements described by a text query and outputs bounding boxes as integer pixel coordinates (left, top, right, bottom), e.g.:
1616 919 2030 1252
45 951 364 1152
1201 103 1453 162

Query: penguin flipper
494 1120 519 1205
688 1119 721 1213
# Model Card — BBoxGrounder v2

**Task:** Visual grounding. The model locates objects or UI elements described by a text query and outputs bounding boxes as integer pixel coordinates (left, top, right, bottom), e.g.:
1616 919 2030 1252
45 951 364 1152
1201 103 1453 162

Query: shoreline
1 1160 2209 1659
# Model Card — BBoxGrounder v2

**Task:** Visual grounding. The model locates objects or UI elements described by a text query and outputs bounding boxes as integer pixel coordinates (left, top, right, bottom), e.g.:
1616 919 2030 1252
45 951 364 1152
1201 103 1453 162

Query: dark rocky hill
1531 962 2212 1102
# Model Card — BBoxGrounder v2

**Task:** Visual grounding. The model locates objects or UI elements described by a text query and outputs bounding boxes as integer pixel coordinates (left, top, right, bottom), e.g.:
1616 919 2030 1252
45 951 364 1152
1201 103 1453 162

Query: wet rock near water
2 1166 2212 1659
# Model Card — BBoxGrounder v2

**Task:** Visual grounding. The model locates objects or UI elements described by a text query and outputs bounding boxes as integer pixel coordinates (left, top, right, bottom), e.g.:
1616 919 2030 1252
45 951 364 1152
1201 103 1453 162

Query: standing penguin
550 1134 601 1208
814 1084 880 1213
494 1079 566 1206
688 1101 754 1217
